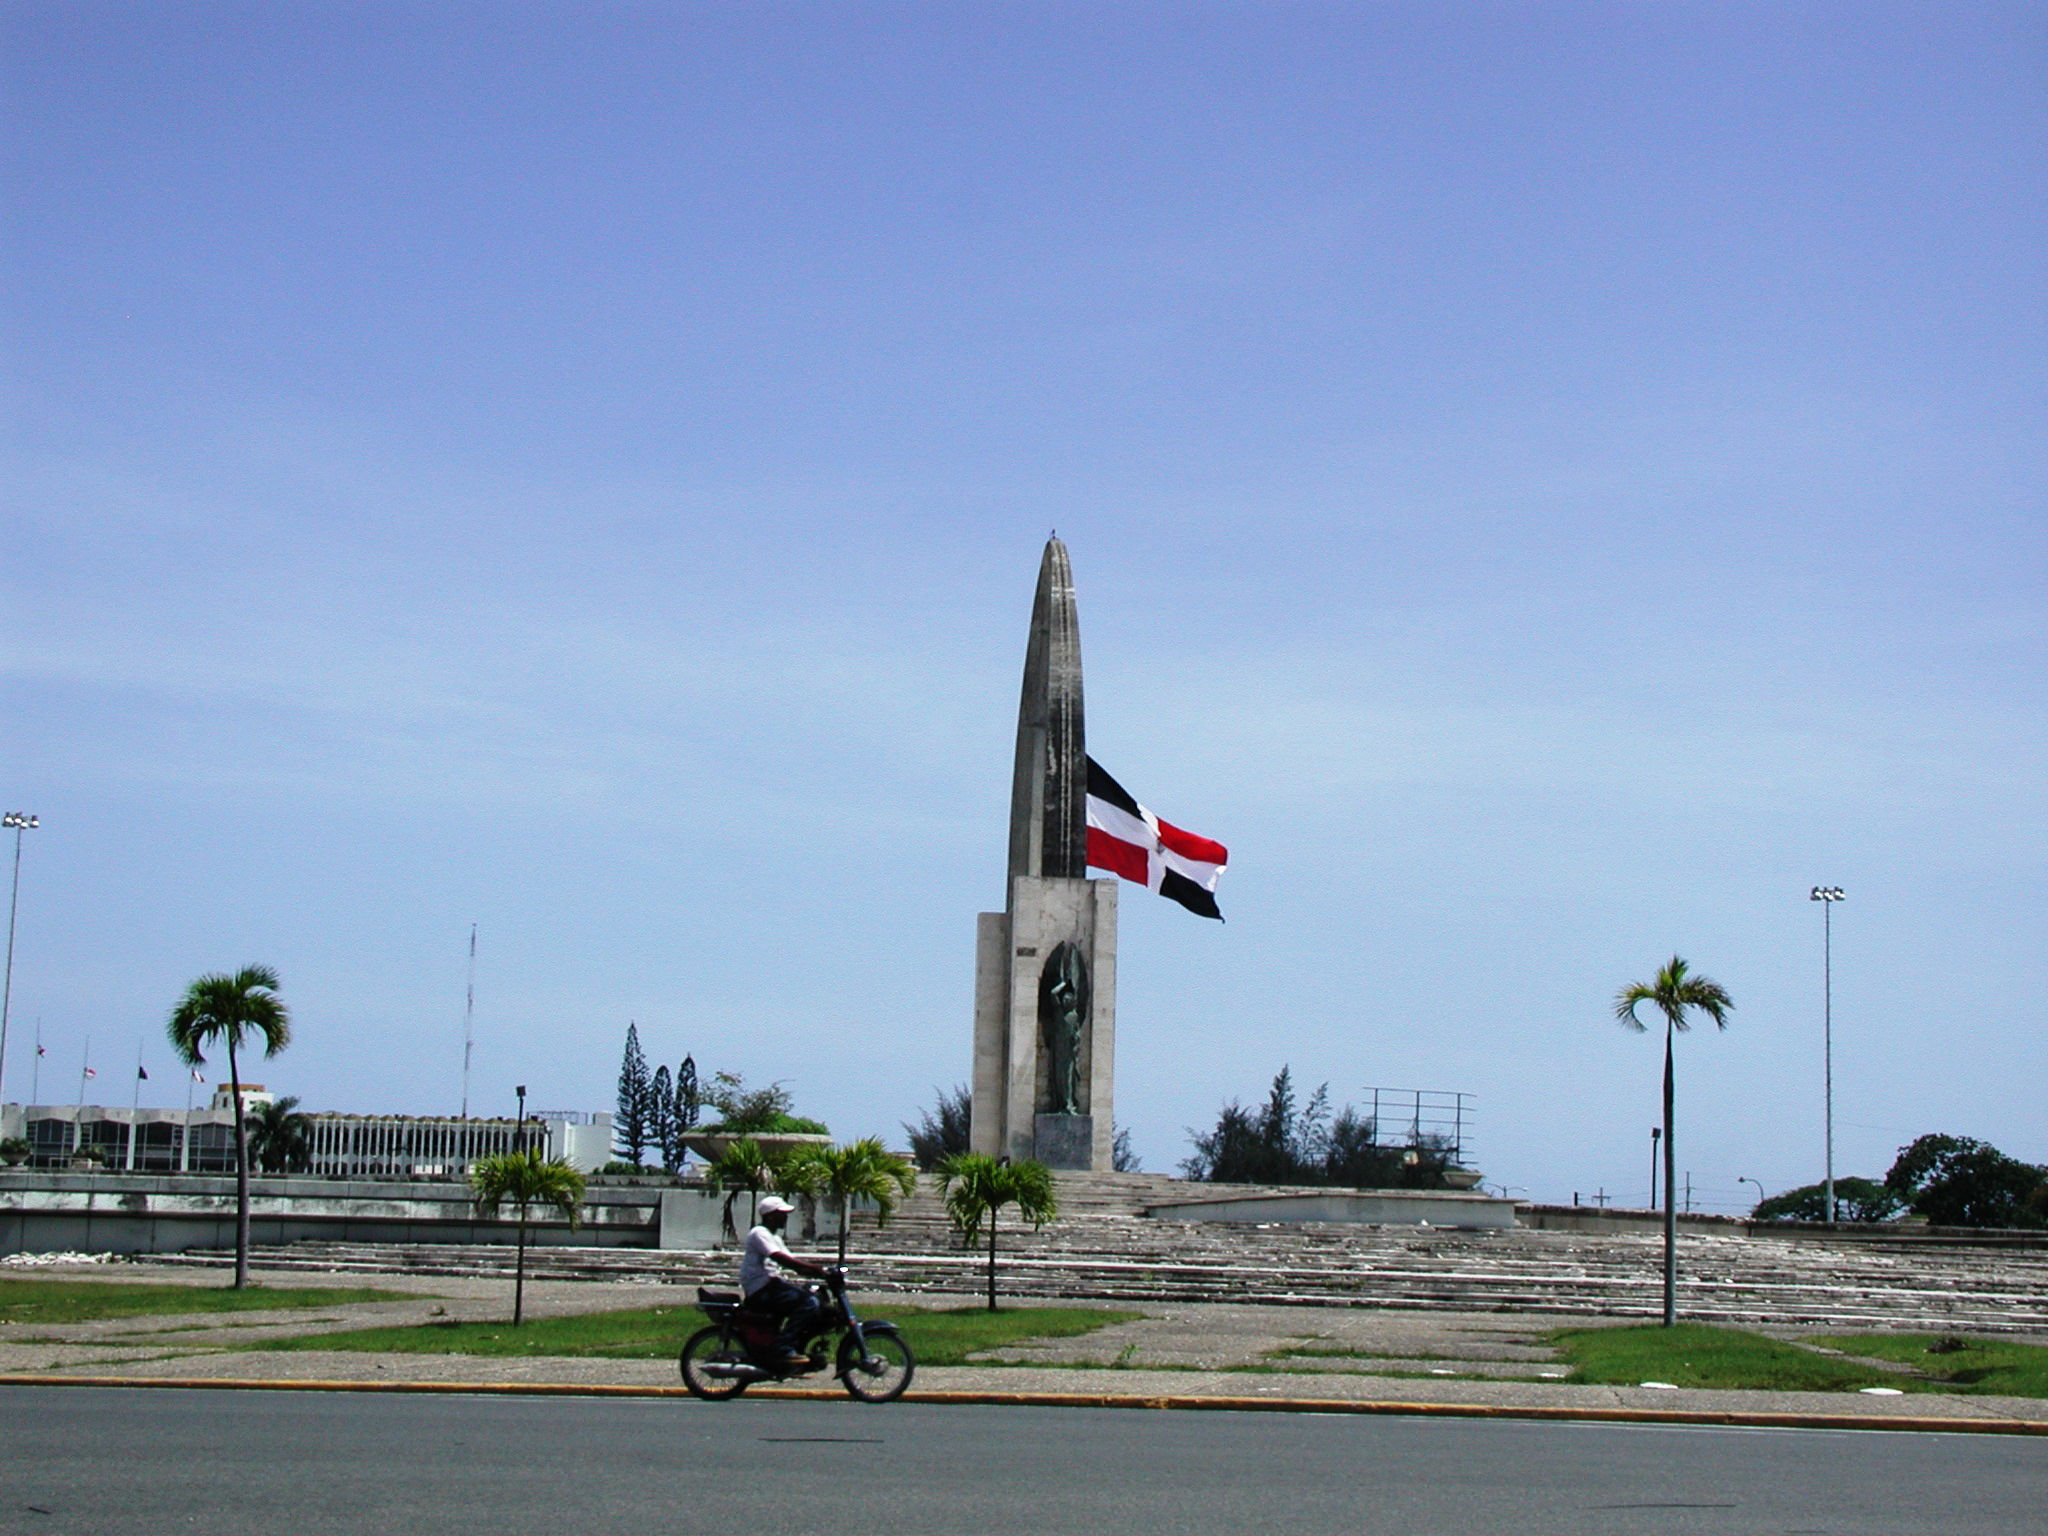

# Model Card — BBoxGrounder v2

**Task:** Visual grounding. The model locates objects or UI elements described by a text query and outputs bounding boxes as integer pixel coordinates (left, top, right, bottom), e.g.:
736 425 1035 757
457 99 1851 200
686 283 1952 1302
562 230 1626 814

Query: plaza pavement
3 1262 2044 1434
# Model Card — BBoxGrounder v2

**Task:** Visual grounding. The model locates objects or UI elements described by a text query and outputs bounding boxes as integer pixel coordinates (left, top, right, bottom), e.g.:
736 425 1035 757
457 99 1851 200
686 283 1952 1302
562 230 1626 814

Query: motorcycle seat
697 1288 742 1305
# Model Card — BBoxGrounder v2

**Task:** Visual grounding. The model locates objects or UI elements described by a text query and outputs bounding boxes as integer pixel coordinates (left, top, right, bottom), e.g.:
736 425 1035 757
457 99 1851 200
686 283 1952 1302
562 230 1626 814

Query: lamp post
1649 1127 1661 1210
1810 886 1845 1223
0 812 40 1104
515 1084 527 1155
1738 1176 1765 1214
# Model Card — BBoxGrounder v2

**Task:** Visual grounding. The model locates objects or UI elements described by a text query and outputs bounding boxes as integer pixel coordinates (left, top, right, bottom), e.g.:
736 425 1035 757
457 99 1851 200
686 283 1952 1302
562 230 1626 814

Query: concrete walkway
4 1262 2045 1434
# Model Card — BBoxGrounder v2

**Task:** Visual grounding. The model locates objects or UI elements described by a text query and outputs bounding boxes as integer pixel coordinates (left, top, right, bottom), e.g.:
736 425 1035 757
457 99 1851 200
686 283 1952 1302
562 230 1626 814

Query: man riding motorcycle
740 1195 830 1367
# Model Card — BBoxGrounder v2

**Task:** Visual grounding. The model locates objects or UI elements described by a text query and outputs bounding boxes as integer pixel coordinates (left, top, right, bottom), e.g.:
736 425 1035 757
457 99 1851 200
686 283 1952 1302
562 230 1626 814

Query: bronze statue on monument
1038 941 1089 1117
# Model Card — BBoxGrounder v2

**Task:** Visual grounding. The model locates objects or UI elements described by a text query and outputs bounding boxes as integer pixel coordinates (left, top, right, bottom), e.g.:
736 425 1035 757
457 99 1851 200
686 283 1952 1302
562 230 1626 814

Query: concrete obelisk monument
970 538 1118 1171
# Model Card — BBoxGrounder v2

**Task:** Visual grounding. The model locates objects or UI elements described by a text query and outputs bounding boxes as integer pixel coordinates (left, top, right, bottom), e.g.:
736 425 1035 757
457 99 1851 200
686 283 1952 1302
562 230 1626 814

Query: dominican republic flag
192 1069 205 1084
1085 758 1229 920
137 1065 149 1081
83 1066 96 1080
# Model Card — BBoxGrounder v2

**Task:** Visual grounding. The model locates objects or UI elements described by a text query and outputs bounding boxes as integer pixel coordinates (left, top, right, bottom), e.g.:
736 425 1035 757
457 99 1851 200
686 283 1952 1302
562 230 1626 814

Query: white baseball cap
757 1196 796 1216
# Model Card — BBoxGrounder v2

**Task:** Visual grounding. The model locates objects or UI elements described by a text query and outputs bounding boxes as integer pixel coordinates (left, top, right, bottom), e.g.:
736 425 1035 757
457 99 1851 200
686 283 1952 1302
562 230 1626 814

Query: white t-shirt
740 1224 791 1297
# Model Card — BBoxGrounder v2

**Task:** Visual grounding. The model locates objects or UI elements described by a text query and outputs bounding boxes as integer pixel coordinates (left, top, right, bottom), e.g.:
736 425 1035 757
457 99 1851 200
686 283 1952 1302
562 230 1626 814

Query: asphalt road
1 1387 2039 1535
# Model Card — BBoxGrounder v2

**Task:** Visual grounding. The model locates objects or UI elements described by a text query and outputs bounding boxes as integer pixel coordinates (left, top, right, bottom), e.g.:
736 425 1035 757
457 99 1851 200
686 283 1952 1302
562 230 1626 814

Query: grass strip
0 1278 415 1326
1550 1324 1929 1393
1812 1334 2048 1399
246 1303 1140 1367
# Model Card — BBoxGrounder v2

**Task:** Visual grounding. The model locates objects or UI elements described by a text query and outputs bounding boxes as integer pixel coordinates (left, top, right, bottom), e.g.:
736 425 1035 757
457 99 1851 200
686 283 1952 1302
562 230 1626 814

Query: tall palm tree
470 1149 585 1325
165 965 291 1289
937 1153 1057 1311
1615 954 1733 1327
246 1095 312 1175
780 1138 918 1264
702 1137 775 1241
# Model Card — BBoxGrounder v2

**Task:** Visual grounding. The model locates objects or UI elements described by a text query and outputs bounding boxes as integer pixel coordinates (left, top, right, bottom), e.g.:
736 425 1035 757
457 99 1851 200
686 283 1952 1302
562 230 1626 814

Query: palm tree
936 1153 1057 1311
1615 954 1734 1327
246 1095 312 1175
470 1149 586 1325
702 1137 775 1241
165 965 291 1289
780 1138 918 1264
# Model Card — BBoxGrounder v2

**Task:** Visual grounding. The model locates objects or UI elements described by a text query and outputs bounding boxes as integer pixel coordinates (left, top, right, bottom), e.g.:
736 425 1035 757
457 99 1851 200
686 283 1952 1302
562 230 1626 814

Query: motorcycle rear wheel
837 1329 914 1403
680 1325 751 1401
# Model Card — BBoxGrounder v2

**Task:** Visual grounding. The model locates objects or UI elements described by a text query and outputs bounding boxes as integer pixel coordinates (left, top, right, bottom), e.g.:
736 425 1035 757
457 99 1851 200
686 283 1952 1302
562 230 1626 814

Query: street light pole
0 813 41 1104
1738 1175 1765 1214
1649 1127 1661 1210
1810 886 1845 1223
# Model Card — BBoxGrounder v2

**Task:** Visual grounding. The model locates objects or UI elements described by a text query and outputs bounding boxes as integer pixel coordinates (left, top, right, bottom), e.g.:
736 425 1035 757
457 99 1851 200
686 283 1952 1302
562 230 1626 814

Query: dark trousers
748 1277 820 1353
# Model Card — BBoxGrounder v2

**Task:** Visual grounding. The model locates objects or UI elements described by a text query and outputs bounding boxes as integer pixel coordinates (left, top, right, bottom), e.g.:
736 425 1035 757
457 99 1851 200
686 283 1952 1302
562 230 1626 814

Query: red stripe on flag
1154 816 1228 867
1087 827 1151 885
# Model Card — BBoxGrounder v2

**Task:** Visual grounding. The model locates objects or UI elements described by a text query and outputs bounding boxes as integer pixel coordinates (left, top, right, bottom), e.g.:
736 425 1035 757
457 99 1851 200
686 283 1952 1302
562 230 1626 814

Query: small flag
36 1043 46 1057
1085 758 1230 920
83 1066 97 1080
191 1070 206 1084
137 1065 149 1081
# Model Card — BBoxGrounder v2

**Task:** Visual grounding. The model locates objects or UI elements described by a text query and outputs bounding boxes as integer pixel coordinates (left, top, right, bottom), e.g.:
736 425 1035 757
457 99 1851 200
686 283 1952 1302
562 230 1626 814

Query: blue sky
4 3 2042 1209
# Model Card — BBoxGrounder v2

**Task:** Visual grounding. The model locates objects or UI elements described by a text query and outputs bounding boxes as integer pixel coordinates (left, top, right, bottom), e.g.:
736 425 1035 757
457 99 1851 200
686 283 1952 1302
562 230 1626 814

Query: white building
0 1100 612 1177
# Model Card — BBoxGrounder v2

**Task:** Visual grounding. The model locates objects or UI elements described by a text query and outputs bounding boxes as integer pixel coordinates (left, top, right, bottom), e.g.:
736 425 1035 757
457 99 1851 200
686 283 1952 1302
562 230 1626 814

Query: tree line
1755 1134 2048 1229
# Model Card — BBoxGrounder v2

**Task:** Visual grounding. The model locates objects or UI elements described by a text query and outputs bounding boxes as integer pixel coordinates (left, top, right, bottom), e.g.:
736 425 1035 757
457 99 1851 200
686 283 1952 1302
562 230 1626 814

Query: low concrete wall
1146 1189 1519 1229
0 1172 841 1257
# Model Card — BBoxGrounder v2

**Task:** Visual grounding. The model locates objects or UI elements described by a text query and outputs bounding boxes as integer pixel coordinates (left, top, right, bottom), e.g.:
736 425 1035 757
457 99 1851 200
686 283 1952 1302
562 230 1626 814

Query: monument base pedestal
1034 1113 1094 1170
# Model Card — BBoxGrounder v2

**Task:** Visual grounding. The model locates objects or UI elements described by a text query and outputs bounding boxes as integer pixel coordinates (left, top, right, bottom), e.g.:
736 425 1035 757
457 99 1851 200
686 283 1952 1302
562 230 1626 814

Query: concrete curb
2 1374 2043 1437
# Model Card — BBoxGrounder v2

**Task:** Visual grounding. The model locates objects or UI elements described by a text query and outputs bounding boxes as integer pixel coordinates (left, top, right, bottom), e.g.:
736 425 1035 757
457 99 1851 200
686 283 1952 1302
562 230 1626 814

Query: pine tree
649 1064 676 1171
615 1022 651 1166
676 1055 700 1143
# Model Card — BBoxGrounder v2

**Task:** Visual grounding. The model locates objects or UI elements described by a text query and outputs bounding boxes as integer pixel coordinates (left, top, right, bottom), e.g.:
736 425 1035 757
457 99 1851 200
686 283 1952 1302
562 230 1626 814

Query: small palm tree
702 1137 775 1241
165 965 291 1290
937 1153 1057 1311
780 1138 918 1265
470 1149 585 1325
1616 954 1734 1327
246 1095 312 1175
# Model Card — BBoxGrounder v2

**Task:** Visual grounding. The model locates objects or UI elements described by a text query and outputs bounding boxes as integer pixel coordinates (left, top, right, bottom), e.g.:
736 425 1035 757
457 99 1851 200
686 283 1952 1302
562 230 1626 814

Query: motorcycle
680 1265 915 1403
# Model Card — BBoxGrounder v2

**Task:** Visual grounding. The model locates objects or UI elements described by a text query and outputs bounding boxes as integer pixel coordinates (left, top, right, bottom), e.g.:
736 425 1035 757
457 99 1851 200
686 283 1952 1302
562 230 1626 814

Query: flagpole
181 1068 197 1174
460 923 477 1119
128 1056 148 1171
75 1036 90 1158
30 1017 41 1104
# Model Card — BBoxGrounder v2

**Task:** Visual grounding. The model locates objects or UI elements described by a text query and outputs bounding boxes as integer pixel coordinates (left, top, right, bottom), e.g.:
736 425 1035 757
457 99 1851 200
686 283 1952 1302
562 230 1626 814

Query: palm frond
1614 955 1734 1034
470 1150 586 1225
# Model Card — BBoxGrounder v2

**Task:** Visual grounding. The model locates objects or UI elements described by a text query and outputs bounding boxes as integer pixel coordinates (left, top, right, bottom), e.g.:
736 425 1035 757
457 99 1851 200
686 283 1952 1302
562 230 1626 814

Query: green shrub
1885 1134 2047 1229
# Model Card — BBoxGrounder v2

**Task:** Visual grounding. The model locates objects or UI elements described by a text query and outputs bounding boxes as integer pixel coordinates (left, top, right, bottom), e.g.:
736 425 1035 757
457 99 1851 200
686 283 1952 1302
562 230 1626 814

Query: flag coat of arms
1085 758 1229 919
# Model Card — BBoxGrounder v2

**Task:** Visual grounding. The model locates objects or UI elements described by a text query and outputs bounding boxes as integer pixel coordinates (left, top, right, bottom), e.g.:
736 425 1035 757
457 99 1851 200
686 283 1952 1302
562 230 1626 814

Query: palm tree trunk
228 1033 249 1291
1662 1022 1677 1327
514 1206 528 1326
986 1204 998 1312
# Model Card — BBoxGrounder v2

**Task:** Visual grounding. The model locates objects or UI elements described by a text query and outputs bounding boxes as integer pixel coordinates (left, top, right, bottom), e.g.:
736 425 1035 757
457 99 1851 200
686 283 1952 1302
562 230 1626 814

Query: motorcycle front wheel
837 1328 915 1403
680 1325 751 1401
